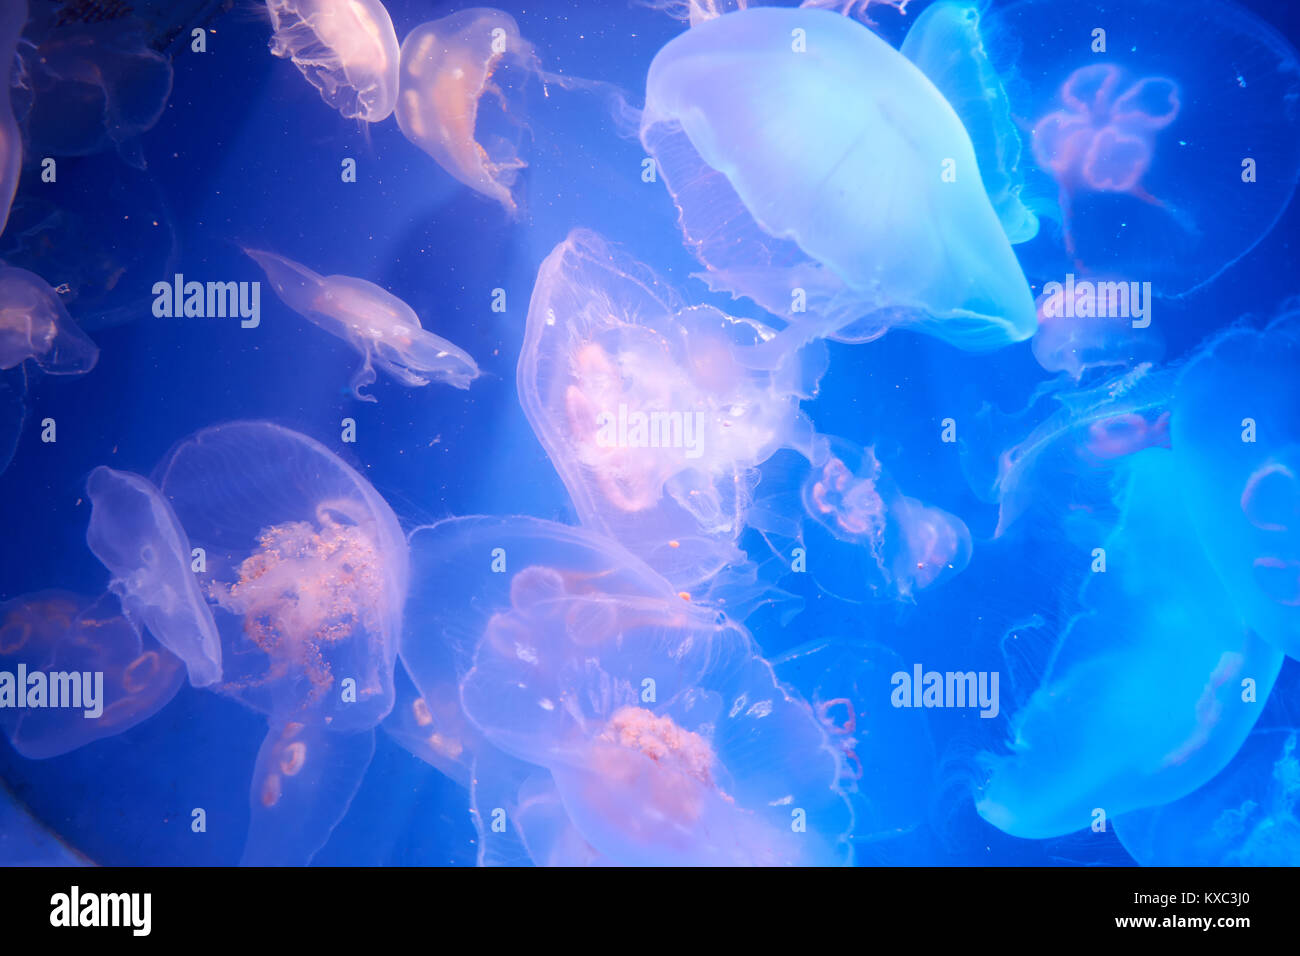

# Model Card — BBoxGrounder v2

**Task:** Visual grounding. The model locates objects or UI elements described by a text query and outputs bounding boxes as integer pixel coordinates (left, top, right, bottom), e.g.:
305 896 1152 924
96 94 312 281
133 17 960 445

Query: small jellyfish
642 0 750 29
1115 725 1300 865
1031 276 1164 380
155 421 408 863
84 466 222 688
1171 306 1300 658
245 248 479 402
401 515 854 865
395 8 540 215
982 0 1300 293
0 264 98 374
640 6 1037 352
976 449 1285 839
518 229 823 591
264 0 401 122
0 0 25 239
900 0 1038 244
19 17 173 169
0 591 184 760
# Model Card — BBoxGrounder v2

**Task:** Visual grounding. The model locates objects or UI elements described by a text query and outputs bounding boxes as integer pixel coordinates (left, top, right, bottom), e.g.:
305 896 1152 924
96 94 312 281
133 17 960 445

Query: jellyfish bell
0 264 98 375
0 0 25 239
640 6 1037 354
264 0 401 123
395 8 542 216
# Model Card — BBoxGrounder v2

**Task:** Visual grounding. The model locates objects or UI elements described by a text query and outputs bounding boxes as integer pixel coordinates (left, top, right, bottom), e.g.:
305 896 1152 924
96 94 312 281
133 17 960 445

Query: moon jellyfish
976 449 1284 839
982 0 1300 293
0 265 98 374
0 591 184 760
395 9 539 215
640 7 1037 352
900 0 1038 245
1116 725 1300 865
84 466 222 688
402 515 854 865
1031 278 1163 381
519 229 822 592
1171 307 1300 658
155 421 408 863
264 0 400 122
19 18 173 169
245 248 479 402
0 0 24 239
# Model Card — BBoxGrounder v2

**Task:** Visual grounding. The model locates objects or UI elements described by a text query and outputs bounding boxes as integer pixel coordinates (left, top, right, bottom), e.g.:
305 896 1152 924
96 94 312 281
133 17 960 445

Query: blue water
1 0 1299 866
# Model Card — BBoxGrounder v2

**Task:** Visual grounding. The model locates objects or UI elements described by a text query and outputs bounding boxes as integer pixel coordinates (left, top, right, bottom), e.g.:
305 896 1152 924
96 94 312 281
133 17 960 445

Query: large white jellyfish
85 466 223 688
264 0 401 122
395 8 540 215
0 0 24 239
0 591 184 759
154 421 409 864
519 229 823 593
640 6 1037 353
400 514 855 866
245 248 479 402
0 265 99 375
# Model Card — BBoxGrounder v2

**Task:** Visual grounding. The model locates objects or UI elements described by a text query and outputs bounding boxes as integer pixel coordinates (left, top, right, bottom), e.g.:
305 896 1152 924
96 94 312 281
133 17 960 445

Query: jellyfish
245 248 479 402
1170 306 1300 659
0 0 25 239
640 6 1037 353
84 466 222 688
1115 725 1300 865
981 0 1300 294
0 264 98 374
642 0 751 29
18 17 173 169
400 514 854 865
519 229 823 592
0 591 184 760
154 421 409 863
976 448 1285 839
900 0 1038 245
395 9 540 215
263 0 400 122
1030 277 1164 380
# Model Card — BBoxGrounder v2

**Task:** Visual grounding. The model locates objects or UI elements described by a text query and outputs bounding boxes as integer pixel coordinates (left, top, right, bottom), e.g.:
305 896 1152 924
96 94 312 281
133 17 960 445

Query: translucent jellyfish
395 9 540 215
245 248 479 402
1030 277 1164 380
0 591 184 760
1170 307 1300 658
19 18 173 169
84 466 222 688
982 0 1300 293
976 449 1285 839
155 421 408 863
900 0 1038 244
401 515 854 865
1115 726 1300 865
264 0 401 122
0 265 98 374
774 434 972 601
0 0 24 239
642 0 750 29
519 230 823 592
640 6 1037 352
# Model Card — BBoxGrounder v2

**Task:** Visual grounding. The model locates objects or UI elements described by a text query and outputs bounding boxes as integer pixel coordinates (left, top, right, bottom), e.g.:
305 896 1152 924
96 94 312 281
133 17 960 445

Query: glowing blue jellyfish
1170 306 1300 659
264 0 401 122
85 466 222 688
1115 725 1300 865
0 265 98 375
976 449 1285 839
19 18 173 169
0 591 184 759
900 0 1038 244
518 229 823 593
245 248 479 402
1030 277 1164 380
640 7 1037 352
400 514 854 865
981 0 1300 293
0 0 24 239
155 421 409 864
395 9 539 215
